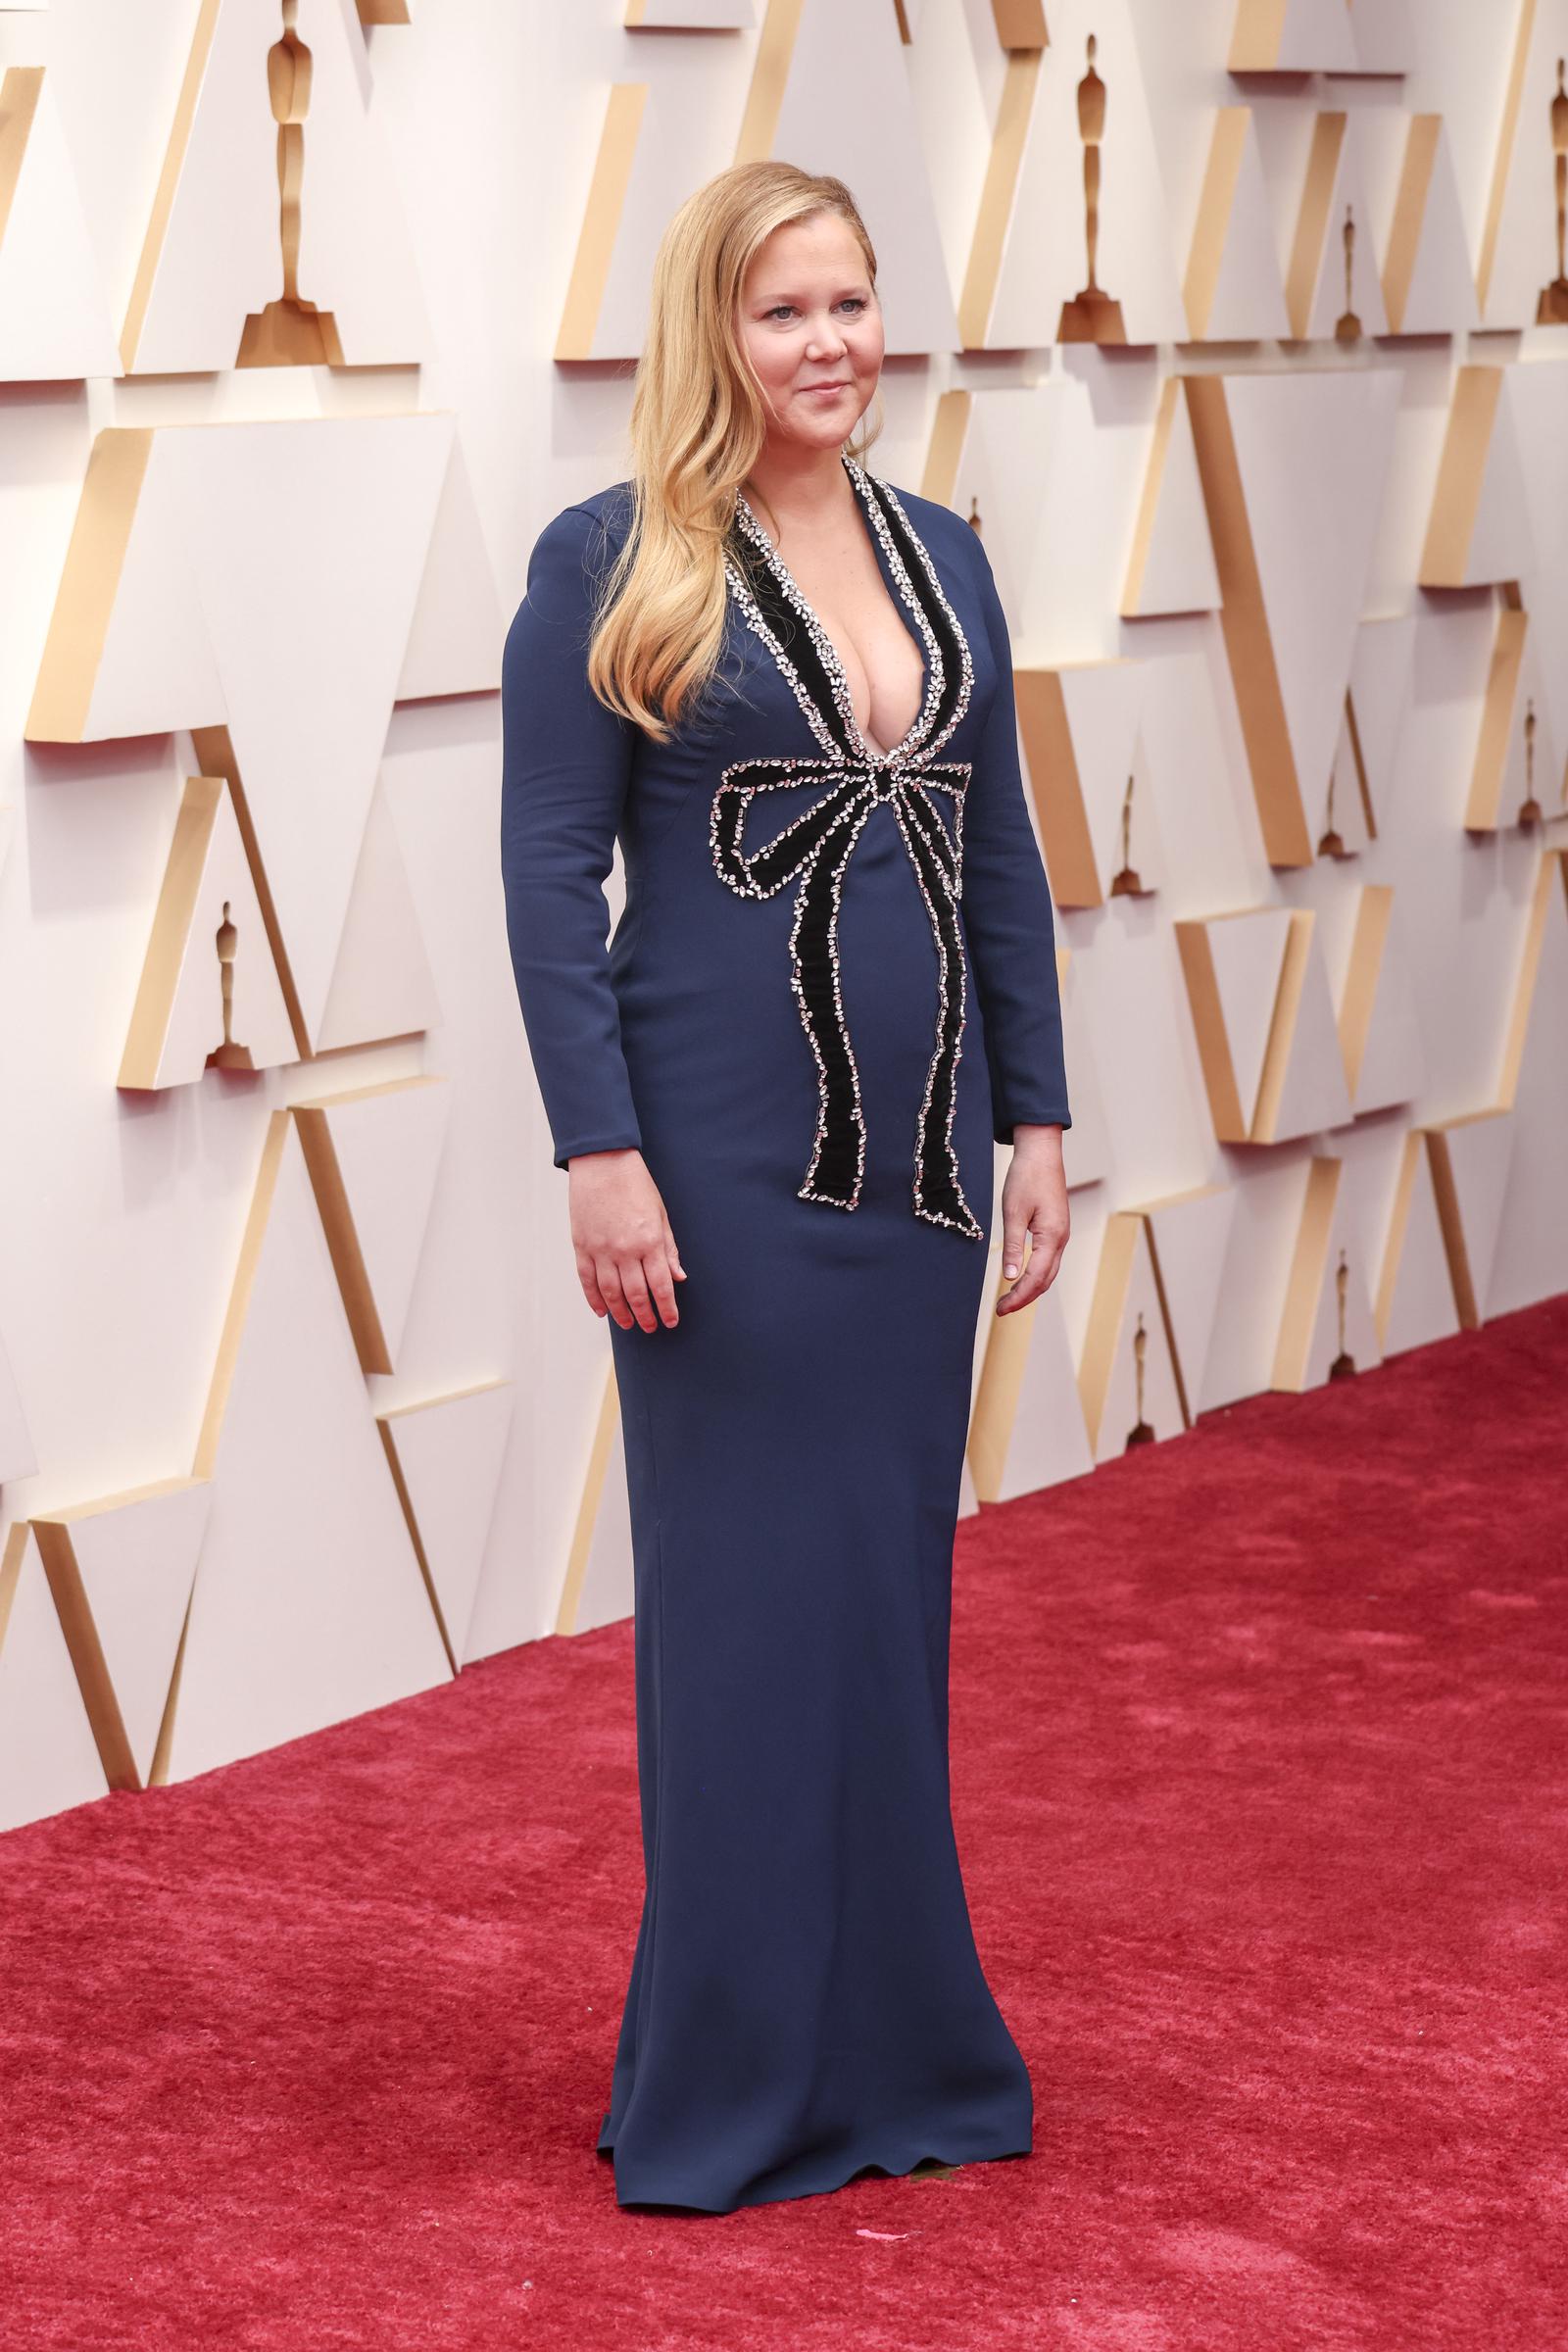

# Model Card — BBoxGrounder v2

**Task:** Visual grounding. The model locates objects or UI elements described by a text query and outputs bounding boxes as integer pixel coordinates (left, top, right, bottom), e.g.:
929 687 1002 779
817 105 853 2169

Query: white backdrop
0 0 1564 1834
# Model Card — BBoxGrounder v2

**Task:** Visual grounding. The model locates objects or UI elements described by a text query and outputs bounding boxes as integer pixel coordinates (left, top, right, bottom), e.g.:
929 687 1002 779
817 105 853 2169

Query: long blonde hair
585 161 884 743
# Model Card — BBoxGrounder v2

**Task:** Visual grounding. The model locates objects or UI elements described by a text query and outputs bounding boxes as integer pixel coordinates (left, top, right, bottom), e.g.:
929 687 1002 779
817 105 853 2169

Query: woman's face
735 212 882 454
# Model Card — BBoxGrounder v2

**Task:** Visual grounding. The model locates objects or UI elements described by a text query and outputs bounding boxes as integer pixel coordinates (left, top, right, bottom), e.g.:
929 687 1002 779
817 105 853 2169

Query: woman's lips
801 381 850 399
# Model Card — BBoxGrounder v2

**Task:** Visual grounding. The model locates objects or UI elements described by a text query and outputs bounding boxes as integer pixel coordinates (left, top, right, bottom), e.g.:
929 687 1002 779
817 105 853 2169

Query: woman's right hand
566 1149 686 1332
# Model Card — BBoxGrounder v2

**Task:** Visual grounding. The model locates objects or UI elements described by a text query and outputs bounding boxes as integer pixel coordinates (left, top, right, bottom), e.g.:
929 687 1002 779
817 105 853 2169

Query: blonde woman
501 160 1070 2215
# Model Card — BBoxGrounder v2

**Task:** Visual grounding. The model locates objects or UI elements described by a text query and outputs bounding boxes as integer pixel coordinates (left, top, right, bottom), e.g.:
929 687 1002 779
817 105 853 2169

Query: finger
645 1248 680 1329
1004 1226 1066 1310
663 1220 687 1282
1001 1205 1029 1282
996 1225 1052 1312
618 1256 658 1335
575 1251 610 1320
1002 1256 1051 1311
595 1257 635 1331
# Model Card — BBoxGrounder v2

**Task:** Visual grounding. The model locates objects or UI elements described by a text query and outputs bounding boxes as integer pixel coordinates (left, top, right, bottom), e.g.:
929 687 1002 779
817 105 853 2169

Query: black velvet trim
860 476 967 749
900 796 982 1237
710 759 868 1208
712 482 983 1239
728 530 859 761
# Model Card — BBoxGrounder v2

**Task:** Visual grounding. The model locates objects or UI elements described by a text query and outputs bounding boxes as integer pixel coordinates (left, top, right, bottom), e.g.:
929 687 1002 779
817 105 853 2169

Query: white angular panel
1508 357 1568 763
395 437 506 705
626 0 756 22
1184 106 1294 341
1486 863 1568 1312
1229 0 1358 73
1348 898 1427 1117
1348 0 1416 74
0 68 120 381
1348 615 1417 833
1491 627 1561 827
1122 378 1221 618
1078 1217 1185 1463
1480 0 1568 327
1138 647 1257 912
1200 1152 1322 1408
939 388 1050 628
41 1479 211 1788
1320 701 1375 859
1057 952 1113 1195
26 431 225 745
125 0 432 372
992 0 1187 349
171 416 454 1048
28 416 453 1055
163 1114 451 1782
1274 1158 1384 1391
380 1381 514 1668
1265 923 1354 1142
292 1077 449 1372
0 1316 37 1487
314 780 443 1052
1286 113 1390 341
1421 366 1535 590
971 1290 1093 1503
1362 112 1482 336
0 1527 107 1834
764 0 959 356
995 371 1175 664
120 774 297 1091
1055 658 1146 892
1437 1108 1516 1314
1141 1183 1237 1414
1225 368 1401 837
570 1373 635 1636
1207 907 1295 1130
1378 1132 1462 1356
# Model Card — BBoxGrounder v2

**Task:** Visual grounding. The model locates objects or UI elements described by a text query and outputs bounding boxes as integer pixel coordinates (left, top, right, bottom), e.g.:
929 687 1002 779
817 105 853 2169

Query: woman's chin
779 404 864 451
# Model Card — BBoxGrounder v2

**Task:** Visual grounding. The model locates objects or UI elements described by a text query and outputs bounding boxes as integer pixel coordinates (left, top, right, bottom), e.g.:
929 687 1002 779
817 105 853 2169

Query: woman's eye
763 297 868 322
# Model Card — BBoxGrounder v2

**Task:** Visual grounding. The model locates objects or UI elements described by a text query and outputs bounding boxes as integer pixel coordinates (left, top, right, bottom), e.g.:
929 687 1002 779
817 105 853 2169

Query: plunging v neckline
731 452 945 770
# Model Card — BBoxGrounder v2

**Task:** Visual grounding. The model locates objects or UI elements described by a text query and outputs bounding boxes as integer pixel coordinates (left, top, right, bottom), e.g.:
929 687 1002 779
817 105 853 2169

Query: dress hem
599 2121 1034 2217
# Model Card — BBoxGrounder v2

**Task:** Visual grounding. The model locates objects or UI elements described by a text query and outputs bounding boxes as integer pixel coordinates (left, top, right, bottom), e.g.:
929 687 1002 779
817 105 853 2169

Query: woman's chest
761 541 929 761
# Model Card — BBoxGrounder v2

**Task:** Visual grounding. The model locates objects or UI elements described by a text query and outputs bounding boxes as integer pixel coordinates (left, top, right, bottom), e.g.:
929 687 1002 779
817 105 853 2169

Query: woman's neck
741 442 854 546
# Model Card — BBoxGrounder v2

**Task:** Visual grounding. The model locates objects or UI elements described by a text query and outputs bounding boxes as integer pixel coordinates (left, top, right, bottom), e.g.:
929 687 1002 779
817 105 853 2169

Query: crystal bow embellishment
709 752 983 1240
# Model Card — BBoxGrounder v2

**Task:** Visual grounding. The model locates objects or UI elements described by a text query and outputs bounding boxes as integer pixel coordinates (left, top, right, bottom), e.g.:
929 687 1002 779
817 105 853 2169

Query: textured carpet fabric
0 1295 1562 2350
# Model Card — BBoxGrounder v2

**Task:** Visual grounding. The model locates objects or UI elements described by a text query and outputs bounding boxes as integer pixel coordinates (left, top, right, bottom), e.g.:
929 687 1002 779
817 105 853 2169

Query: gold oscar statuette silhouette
1335 203 1361 343
967 495 983 537
1058 34 1127 345
206 899 256 1072
1126 1309 1156 1447
1328 1248 1356 1382
238 0 345 367
1537 58 1568 325
1109 771 1153 897
1317 760 1350 859
1517 696 1543 827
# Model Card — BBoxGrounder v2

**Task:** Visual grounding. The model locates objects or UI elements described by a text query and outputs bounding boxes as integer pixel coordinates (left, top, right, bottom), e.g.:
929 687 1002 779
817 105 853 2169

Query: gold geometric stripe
555 85 648 362
1185 374 1312 866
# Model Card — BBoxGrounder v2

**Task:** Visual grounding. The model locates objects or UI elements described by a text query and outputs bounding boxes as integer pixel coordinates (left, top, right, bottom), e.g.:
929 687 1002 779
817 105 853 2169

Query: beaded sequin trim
711 458 983 1240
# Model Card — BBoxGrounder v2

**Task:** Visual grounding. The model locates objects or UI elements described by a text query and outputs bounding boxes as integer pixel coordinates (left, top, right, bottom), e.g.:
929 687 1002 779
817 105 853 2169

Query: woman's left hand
995 1125 1069 1314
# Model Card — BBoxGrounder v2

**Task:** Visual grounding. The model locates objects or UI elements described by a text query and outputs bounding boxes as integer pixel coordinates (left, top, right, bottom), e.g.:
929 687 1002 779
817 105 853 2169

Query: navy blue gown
500 452 1072 2213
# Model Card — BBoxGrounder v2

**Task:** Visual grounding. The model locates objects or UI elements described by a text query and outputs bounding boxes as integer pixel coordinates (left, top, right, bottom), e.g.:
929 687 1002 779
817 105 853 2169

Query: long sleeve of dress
958 527 1073 1141
500 503 644 1172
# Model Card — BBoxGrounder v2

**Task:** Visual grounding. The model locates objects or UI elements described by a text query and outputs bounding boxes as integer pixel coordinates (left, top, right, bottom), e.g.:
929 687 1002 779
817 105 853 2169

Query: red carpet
1 1298 1563 2351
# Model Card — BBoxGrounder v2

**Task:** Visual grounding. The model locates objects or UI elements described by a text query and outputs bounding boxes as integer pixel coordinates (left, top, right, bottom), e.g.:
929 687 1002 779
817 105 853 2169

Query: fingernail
1004 1261 1018 1277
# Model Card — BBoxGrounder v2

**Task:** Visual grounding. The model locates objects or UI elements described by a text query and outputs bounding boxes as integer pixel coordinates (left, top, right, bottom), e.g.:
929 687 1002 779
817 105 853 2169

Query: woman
501 159 1071 2214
